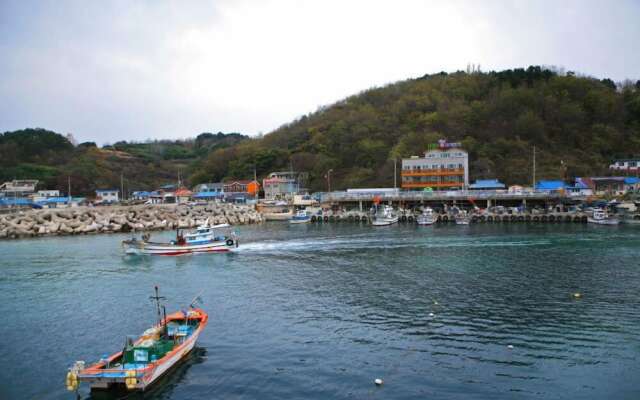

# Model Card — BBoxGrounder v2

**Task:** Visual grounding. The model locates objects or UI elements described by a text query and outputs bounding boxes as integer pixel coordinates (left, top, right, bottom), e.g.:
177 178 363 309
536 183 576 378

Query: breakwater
0 203 262 239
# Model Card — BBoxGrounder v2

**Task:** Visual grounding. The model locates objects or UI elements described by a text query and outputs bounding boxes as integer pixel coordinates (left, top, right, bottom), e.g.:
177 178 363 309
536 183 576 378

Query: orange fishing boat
66 287 208 392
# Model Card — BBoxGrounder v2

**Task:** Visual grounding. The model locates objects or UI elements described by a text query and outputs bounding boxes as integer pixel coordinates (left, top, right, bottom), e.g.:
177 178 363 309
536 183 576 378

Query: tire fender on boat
125 370 137 390
226 239 234 246
66 371 78 391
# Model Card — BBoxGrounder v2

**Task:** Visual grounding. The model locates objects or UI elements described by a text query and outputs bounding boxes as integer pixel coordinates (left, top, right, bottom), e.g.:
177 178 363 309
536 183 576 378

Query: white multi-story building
609 159 640 173
263 171 300 200
401 139 469 190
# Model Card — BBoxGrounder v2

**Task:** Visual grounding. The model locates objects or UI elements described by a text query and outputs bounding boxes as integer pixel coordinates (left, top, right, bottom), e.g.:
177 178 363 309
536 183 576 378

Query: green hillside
3 67 640 195
192 66 640 190
0 129 248 195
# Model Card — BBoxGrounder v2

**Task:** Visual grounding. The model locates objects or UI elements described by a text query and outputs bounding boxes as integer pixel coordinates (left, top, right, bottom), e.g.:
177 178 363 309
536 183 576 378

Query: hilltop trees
190 66 639 190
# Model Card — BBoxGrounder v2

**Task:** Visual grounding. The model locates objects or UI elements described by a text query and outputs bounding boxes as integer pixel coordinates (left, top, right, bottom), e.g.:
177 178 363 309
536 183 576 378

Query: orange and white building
401 139 469 190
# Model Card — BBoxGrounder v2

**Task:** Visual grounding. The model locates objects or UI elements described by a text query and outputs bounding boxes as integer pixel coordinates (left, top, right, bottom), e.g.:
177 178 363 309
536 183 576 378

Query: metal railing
319 190 574 202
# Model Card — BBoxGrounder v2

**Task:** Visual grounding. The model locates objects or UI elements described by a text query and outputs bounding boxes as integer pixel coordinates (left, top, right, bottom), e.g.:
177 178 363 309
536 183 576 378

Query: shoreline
0 203 263 240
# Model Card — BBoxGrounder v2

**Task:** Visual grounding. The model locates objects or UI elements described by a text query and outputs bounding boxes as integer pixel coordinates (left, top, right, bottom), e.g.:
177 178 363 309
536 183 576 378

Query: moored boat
289 209 311 224
455 211 471 225
66 287 208 393
587 208 619 225
417 207 437 225
372 205 399 226
122 223 238 255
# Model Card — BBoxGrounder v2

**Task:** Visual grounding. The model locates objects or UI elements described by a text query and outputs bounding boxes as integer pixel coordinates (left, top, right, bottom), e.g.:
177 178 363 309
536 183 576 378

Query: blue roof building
469 179 506 190
193 191 223 199
535 180 566 191
624 177 640 185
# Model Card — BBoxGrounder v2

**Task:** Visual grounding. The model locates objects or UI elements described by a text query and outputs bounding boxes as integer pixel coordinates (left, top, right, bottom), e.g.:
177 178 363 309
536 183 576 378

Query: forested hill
3 67 640 195
194 66 640 190
0 129 247 195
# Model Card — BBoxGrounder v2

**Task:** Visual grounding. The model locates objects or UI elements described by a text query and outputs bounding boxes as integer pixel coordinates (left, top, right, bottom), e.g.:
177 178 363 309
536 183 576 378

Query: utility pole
532 145 536 191
394 159 397 189
327 169 333 193
68 176 71 202
120 172 124 201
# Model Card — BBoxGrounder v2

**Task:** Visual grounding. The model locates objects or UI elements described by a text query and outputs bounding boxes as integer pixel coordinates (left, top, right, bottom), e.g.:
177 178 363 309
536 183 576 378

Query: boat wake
235 236 553 255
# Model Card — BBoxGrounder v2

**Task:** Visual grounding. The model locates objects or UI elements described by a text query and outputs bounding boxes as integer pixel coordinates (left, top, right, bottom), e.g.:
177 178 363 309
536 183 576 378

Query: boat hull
587 218 620 225
289 218 310 224
262 211 294 221
123 240 235 256
372 217 399 226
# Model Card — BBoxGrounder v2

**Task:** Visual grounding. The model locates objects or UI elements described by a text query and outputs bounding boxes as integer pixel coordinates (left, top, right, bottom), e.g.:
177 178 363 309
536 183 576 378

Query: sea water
1 223 639 399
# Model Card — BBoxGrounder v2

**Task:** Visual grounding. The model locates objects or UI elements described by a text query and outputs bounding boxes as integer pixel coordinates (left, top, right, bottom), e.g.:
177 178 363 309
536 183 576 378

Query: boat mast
149 286 166 327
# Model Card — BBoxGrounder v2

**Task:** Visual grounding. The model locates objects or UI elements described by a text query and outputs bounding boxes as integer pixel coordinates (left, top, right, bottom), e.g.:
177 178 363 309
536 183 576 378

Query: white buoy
434 301 439 305
507 345 514 349
429 312 434 317
374 378 384 386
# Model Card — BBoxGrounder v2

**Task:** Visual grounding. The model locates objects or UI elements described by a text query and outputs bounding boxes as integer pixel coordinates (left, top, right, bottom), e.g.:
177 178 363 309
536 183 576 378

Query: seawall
0 203 263 239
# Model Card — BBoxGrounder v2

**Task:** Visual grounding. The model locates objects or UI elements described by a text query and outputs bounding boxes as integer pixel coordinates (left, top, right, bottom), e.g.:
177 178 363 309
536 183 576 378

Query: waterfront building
566 179 593 197
401 139 469 190
223 180 252 194
193 191 223 201
263 171 300 200
193 182 224 195
624 177 640 192
535 180 566 192
609 158 640 173
131 191 151 201
469 179 505 190
580 177 626 195
95 189 119 203
0 180 39 197
30 190 61 203
175 188 193 204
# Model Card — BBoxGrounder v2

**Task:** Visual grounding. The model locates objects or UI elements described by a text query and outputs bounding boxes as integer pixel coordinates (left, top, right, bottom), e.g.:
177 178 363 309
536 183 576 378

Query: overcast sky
1 0 639 144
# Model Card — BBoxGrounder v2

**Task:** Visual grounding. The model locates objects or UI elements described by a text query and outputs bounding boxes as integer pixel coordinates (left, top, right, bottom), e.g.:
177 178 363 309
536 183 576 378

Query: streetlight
326 169 333 193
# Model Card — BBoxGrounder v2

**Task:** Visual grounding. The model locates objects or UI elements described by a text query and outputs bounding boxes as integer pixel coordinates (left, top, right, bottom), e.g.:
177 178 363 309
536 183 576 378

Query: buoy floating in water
374 378 384 386
434 301 439 305
429 313 435 317
507 345 514 349
573 292 582 299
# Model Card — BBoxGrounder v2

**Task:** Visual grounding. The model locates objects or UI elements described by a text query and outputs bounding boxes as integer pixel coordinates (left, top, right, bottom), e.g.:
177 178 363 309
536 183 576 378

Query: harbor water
1 223 639 399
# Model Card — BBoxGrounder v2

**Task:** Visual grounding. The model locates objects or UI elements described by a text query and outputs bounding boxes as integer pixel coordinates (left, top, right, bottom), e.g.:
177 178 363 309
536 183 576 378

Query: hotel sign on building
401 139 469 190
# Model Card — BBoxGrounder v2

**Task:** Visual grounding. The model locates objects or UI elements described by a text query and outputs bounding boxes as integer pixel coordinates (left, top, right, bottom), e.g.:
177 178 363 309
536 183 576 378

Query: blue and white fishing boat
289 210 311 224
122 223 238 255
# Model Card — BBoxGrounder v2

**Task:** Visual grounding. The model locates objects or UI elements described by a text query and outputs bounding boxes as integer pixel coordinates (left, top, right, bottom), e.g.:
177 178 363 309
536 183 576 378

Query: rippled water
1 223 639 399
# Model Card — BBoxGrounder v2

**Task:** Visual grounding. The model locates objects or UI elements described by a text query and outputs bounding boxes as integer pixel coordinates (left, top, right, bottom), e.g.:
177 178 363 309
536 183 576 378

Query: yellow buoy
573 292 582 299
66 371 78 391
125 370 138 390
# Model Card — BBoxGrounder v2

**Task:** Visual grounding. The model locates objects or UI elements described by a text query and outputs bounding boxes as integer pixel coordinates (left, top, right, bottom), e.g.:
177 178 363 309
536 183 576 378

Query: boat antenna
150 286 166 327
189 290 204 309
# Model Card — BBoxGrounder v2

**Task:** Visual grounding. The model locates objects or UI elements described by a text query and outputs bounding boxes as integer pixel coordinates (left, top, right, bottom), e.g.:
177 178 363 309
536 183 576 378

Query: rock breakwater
0 203 262 239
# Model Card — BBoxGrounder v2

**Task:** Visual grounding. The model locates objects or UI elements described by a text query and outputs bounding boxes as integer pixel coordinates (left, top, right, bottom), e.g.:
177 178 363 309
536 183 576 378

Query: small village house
95 189 119 203
175 188 193 204
609 158 640 174
131 191 151 201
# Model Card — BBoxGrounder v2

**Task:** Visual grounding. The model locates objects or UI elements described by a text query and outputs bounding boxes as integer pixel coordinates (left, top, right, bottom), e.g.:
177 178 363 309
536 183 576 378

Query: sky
1 0 639 144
